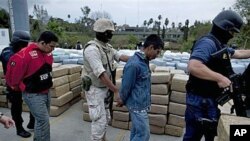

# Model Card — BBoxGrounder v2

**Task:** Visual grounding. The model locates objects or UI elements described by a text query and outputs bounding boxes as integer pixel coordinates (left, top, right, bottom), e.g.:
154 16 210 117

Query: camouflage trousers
85 86 111 141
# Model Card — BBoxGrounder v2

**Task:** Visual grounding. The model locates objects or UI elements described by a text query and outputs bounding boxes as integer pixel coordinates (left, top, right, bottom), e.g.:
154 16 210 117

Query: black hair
143 34 164 50
38 31 59 44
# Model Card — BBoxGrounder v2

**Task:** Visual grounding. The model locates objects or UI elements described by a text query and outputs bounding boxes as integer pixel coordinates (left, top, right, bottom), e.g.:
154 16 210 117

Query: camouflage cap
93 18 115 32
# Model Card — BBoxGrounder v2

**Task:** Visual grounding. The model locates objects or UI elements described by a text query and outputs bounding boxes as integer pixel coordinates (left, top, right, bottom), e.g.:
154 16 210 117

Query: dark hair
38 31 59 44
143 34 164 50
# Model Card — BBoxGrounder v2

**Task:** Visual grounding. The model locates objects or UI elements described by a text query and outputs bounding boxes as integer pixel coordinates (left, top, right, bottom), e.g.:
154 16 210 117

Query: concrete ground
0 100 184 141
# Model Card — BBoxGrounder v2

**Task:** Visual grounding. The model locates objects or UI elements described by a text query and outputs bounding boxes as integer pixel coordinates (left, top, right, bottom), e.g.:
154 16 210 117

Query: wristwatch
0 112 4 119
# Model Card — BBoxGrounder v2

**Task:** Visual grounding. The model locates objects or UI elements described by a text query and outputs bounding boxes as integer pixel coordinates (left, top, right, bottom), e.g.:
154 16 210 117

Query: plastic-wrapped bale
116 67 124 80
154 66 175 72
61 64 82 75
0 68 7 108
151 72 171 84
52 66 69 78
62 59 79 65
53 56 62 63
217 114 250 141
232 63 245 74
166 62 176 68
60 54 70 60
176 62 188 73
69 53 82 59
150 58 166 66
77 58 84 65
169 70 186 80
51 91 73 107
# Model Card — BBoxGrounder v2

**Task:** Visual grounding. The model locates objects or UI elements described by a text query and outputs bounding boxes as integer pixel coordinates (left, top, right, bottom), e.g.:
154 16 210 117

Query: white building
0 28 10 52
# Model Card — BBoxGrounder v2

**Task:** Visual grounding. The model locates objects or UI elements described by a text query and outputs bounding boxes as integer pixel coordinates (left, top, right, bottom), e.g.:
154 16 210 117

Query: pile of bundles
53 48 83 65
0 64 7 108
82 64 189 137
49 64 82 116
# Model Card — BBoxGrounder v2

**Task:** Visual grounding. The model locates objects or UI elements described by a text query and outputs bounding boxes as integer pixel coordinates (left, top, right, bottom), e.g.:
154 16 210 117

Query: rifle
211 47 250 117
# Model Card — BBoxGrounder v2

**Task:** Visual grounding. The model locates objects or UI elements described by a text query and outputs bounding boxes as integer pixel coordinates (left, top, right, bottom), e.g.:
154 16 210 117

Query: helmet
11 30 31 44
93 18 115 32
212 10 243 33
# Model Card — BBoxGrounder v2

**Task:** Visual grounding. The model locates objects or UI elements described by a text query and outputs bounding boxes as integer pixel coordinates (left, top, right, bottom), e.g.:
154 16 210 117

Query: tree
0 8 9 28
234 0 250 21
33 5 50 25
164 18 169 28
90 11 112 20
171 22 175 29
178 22 182 29
147 18 153 27
162 25 166 39
157 15 162 36
80 6 93 28
234 0 250 48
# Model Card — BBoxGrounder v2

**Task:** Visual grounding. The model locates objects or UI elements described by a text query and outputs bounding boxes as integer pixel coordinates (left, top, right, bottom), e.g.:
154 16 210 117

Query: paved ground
0 100 184 141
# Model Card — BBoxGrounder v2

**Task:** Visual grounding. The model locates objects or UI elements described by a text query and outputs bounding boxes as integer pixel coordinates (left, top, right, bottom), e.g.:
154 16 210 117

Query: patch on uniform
29 50 38 59
10 61 16 66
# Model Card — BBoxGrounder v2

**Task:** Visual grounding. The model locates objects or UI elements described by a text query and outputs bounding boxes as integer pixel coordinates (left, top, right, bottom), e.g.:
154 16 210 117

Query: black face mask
211 25 233 44
96 31 113 43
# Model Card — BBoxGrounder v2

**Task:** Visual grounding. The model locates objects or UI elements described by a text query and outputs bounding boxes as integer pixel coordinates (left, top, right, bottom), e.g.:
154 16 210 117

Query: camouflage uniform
83 38 120 141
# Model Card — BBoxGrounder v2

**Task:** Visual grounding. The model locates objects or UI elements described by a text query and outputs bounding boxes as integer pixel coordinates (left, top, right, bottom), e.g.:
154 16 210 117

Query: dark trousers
7 90 35 130
183 93 220 141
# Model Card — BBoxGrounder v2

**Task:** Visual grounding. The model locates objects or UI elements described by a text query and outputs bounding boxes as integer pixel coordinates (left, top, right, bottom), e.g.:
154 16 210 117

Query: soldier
83 18 129 141
183 10 250 141
0 30 34 138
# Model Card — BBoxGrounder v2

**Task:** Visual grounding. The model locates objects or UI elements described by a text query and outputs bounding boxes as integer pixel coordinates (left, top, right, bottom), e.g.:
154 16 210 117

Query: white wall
0 28 10 52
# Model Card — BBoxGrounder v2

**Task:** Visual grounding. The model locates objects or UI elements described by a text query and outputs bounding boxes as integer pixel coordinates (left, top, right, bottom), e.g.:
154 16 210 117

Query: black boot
27 121 34 129
17 127 31 138
27 112 35 129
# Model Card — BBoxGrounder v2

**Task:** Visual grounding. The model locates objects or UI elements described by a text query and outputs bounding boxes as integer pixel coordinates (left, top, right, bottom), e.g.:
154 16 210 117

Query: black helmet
212 10 243 33
11 30 31 44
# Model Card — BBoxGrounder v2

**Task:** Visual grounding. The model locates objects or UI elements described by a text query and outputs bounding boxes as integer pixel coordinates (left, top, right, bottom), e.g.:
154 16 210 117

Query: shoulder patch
29 50 38 58
10 61 16 66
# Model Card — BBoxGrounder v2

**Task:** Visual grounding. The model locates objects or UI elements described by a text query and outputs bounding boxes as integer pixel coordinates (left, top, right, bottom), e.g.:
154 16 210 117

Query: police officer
183 10 250 141
0 30 34 138
83 18 129 141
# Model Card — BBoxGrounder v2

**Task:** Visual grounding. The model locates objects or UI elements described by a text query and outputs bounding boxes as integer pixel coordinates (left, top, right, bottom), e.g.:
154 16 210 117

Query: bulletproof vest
186 34 233 98
83 40 116 88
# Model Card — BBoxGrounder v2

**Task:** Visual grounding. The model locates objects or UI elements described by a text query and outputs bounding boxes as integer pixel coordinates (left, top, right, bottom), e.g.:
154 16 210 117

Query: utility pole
8 0 30 33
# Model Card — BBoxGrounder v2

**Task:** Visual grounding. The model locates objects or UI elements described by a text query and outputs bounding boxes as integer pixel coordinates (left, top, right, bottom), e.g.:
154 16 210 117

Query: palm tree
164 18 169 28
148 18 153 28
157 15 162 35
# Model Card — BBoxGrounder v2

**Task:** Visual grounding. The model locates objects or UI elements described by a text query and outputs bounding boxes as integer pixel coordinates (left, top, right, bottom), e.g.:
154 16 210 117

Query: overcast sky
0 0 236 26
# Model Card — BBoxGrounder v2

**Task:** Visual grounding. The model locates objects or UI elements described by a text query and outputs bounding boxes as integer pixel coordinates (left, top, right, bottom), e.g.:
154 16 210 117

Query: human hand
0 115 15 129
217 76 232 92
115 95 123 107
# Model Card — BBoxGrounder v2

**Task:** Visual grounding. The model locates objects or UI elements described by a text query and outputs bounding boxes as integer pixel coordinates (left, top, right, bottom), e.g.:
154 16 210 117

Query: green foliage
46 20 64 37
0 8 9 28
111 35 139 50
180 22 212 52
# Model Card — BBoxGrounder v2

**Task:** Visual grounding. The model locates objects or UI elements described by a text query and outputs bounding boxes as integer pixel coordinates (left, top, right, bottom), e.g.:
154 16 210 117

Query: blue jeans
129 109 150 141
22 92 51 141
183 93 220 141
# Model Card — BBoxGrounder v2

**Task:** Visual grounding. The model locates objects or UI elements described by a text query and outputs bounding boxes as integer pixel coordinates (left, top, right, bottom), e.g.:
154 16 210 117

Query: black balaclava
96 30 113 43
211 25 233 44
11 41 28 53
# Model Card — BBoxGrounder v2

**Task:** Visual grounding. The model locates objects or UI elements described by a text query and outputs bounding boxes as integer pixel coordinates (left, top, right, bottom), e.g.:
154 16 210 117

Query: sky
0 0 236 27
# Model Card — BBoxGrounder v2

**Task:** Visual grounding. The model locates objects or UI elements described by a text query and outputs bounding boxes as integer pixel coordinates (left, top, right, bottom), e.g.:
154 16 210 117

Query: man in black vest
0 30 34 138
183 10 250 141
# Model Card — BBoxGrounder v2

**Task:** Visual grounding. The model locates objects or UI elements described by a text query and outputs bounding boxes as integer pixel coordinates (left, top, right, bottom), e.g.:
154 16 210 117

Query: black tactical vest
186 34 234 98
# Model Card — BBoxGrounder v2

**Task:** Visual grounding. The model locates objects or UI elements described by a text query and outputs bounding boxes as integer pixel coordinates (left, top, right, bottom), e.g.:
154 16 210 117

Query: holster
82 75 92 91
198 118 218 136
